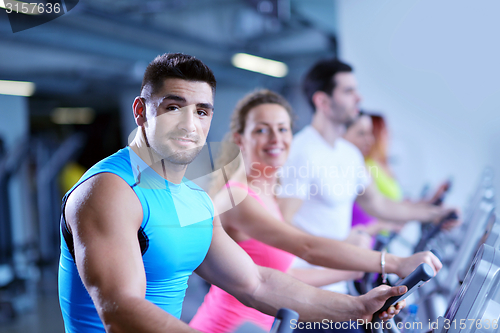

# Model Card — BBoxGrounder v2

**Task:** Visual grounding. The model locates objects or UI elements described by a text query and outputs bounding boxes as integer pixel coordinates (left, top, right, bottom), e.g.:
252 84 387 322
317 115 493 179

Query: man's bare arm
196 216 407 322
65 173 199 333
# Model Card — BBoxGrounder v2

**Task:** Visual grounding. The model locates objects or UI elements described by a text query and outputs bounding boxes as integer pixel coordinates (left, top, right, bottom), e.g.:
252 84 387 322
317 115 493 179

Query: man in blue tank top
59 53 414 333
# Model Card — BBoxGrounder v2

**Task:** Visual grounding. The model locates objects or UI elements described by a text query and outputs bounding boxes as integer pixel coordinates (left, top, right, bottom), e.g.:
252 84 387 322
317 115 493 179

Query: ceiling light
51 107 95 125
231 53 288 78
0 80 35 96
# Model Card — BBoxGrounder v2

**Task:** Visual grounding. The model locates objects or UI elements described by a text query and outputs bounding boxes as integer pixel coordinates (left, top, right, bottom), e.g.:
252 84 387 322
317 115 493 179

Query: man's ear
312 91 330 114
133 97 146 126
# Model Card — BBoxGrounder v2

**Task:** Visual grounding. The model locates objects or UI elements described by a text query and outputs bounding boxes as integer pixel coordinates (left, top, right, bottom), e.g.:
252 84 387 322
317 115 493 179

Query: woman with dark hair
344 113 402 203
344 113 451 237
366 114 403 201
343 113 404 236
189 90 440 333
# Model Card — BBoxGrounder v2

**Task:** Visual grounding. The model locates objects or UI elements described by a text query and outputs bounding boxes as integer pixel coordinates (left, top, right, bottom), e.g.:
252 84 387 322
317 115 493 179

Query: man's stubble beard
161 144 204 165
142 127 205 166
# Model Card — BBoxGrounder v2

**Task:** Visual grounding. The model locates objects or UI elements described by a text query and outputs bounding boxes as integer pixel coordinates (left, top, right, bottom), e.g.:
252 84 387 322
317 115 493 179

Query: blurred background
0 0 499 332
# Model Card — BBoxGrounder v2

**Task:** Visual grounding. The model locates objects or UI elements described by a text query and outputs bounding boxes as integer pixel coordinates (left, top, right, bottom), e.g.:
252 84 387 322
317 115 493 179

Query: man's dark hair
302 58 353 111
141 53 217 99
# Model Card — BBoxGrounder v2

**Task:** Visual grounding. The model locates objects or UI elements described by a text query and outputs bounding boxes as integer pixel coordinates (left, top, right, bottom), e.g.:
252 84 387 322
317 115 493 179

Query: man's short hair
302 58 353 111
141 53 217 100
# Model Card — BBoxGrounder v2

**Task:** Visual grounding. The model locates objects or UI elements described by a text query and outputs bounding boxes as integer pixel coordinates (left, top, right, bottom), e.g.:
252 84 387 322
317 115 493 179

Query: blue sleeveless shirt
58 147 214 332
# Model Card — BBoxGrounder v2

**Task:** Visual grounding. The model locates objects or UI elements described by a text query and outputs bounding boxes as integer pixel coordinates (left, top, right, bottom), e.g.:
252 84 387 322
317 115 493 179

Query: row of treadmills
242 168 500 333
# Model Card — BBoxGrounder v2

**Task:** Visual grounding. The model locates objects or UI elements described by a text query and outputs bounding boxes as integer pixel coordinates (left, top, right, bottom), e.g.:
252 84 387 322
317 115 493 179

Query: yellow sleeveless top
365 158 403 201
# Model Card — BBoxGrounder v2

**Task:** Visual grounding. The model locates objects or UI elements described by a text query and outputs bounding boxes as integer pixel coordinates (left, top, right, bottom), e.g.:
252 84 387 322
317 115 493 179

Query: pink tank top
189 181 295 333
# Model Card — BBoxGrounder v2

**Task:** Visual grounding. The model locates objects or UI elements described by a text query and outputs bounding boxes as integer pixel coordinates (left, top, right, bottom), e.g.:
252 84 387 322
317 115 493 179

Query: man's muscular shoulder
65 172 143 234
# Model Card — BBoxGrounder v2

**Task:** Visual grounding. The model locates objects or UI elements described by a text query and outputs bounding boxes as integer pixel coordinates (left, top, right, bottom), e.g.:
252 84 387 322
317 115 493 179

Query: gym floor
0 294 64 333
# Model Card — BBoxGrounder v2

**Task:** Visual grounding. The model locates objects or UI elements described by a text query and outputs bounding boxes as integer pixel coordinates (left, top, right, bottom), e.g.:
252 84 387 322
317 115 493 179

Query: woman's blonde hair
210 89 295 196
